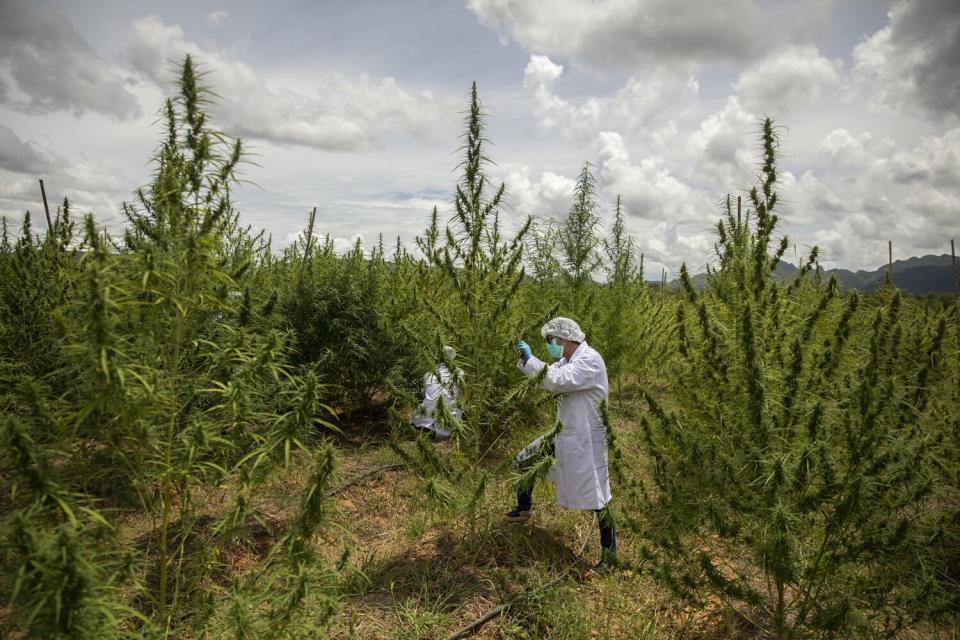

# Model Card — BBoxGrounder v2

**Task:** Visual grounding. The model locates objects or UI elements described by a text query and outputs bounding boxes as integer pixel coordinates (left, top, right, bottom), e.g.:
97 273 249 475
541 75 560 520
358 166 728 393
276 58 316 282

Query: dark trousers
516 483 616 553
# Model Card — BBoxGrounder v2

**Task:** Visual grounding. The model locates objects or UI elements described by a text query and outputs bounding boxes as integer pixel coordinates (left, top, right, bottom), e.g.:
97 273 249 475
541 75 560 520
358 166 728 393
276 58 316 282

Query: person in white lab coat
410 346 464 441
509 317 616 570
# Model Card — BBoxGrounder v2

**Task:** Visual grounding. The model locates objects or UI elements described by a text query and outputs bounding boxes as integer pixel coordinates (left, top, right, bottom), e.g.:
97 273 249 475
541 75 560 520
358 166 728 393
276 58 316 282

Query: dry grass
7 413 956 639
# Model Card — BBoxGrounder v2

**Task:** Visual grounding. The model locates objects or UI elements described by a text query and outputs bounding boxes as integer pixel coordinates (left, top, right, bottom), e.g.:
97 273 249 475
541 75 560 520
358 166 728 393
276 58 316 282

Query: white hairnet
442 345 457 360
540 317 585 343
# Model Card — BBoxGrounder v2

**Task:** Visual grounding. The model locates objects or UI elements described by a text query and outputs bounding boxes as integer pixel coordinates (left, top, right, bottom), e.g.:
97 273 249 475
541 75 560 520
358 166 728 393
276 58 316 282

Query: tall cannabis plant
526 217 562 288
418 82 546 456
283 234 418 412
0 202 78 380
594 195 669 399
558 162 603 324
623 119 953 638
599 195 639 391
1 56 342 638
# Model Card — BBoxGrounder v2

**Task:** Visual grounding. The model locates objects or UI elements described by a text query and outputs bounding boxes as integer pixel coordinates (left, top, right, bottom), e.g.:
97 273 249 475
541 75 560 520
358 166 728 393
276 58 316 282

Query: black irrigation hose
444 516 596 640
326 463 406 497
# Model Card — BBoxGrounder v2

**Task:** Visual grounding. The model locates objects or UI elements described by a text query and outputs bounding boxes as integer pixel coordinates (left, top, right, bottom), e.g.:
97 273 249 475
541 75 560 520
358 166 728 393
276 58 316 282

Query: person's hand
516 340 532 363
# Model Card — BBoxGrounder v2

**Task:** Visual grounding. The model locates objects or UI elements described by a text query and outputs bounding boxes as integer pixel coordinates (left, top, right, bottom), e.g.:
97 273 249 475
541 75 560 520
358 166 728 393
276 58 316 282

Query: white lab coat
411 364 464 437
518 341 612 510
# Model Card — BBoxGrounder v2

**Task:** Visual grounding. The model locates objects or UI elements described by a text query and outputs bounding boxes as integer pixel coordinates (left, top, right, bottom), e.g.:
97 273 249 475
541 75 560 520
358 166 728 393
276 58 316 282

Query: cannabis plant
622 119 954 638
0 202 79 381
1 56 343 638
416 82 548 456
284 234 419 412
594 195 672 398
557 162 603 326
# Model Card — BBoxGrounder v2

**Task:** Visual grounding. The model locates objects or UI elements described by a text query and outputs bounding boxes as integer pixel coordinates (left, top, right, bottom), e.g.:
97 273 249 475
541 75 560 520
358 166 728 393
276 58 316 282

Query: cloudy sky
1 0 958 276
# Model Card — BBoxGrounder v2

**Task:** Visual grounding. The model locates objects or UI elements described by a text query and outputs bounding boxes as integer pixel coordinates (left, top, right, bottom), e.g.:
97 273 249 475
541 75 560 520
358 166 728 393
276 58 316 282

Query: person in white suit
410 345 463 440
509 317 616 570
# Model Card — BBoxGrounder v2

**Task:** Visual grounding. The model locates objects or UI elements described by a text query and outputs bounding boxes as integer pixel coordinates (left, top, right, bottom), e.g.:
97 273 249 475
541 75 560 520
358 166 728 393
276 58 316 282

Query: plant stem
775 576 787 640
158 301 185 632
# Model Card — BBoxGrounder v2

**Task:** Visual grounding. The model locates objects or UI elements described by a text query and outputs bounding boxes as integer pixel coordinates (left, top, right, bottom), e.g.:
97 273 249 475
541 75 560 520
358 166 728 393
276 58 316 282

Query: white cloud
613 71 700 133
207 10 228 27
781 128 960 267
734 45 842 114
686 97 757 191
522 54 601 136
0 120 146 235
520 54 698 142
468 0 758 71
0 161 133 232
596 130 713 224
650 120 678 148
883 128 960 196
332 233 365 254
503 165 576 219
335 197 446 213
0 125 53 174
0 128 139 232
127 15 452 151
523 54 563 87
818 128 873 165
1 0 954 281
854 0 960 118
0 1 140 119
761 0 834 46
604 217 714 278
281 229 367 255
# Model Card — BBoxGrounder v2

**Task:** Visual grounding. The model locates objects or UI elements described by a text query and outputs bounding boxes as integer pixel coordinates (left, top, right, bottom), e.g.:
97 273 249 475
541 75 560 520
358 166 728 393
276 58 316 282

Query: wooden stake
39 179 53 231
887 240 893 288
952 239 958 298
952 239 959 334
296 206 317 291
661 267 666 295
737 195 741 225
951 239 960 385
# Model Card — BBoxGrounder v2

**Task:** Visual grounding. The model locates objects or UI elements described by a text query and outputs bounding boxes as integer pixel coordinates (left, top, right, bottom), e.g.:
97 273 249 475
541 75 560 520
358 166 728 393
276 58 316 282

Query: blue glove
516 340 532 363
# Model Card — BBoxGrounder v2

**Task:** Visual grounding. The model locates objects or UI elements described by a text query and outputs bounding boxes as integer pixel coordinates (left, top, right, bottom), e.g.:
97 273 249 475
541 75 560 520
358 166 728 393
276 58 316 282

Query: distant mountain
669 254 958 295
828 254 956 293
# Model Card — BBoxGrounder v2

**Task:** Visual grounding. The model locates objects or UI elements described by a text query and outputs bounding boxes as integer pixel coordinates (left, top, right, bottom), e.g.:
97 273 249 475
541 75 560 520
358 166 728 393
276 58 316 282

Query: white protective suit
410 364 463 438
518 341 612 510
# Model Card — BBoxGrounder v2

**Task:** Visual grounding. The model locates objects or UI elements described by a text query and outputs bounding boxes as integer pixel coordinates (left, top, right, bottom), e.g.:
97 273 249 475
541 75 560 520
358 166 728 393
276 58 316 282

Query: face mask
546 339 564 360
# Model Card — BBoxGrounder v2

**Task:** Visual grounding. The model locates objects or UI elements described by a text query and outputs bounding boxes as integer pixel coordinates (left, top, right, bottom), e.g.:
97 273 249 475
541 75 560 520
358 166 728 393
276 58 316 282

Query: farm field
2 56 959 640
